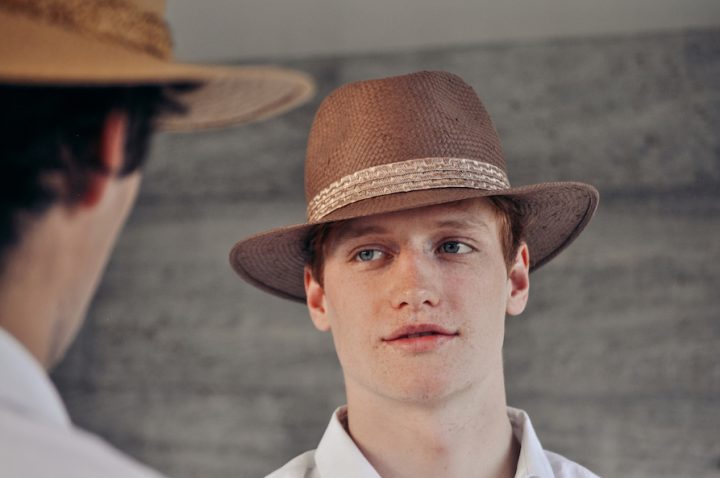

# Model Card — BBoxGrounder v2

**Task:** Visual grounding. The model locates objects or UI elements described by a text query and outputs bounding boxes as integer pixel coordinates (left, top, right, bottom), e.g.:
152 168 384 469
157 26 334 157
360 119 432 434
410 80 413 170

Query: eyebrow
332 224 389 243
331 216 491 244
433 218 491 231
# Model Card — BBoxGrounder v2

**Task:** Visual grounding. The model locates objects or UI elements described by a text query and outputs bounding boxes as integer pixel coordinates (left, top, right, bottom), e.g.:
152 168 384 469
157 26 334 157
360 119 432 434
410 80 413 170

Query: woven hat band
306 157 511 222
0 0 172 58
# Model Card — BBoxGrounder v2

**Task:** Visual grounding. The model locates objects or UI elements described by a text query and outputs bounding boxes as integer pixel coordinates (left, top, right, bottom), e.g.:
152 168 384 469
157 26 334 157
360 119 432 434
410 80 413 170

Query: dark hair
304 221 336 287
0 84 185 265
304 196 527 286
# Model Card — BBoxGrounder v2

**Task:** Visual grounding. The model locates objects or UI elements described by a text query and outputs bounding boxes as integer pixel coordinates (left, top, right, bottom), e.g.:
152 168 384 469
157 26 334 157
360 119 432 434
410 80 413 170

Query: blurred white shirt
267 406 599 478
0 327 165 478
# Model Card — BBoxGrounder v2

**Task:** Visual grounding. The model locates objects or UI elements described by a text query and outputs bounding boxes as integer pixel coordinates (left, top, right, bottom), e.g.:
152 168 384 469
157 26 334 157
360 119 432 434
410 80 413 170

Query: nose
389 249 440 311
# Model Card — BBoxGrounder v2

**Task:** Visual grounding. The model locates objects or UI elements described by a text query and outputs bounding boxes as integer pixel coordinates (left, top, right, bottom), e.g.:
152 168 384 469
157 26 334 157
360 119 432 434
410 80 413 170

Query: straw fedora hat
0 0 314 130
230 70 599 302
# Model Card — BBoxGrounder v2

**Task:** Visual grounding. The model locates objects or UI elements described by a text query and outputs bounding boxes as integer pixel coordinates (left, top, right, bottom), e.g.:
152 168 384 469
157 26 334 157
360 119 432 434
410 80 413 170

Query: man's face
305 197 530 405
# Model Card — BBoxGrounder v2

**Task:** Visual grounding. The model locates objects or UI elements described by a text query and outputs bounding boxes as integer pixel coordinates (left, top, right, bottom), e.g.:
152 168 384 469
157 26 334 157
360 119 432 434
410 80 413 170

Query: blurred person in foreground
0 1 313 476
230 71 599 478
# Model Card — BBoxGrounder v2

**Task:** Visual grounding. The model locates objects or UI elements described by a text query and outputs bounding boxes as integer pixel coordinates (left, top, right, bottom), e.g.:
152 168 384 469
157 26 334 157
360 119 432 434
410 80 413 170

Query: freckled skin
307 198 518 406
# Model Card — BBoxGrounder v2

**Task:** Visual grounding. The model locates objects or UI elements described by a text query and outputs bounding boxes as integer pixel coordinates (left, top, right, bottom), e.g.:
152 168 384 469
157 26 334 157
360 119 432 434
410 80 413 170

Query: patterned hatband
306 157 511 222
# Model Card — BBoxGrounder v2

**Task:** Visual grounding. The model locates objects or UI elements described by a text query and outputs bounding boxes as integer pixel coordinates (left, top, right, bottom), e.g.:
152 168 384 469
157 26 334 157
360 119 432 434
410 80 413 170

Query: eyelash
438 240 474 254
354 249 385 262
352 240 474 262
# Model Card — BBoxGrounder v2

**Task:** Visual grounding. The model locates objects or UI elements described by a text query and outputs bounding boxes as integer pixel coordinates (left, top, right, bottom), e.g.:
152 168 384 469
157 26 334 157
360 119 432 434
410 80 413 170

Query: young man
0 1 313 476
230 71 600 477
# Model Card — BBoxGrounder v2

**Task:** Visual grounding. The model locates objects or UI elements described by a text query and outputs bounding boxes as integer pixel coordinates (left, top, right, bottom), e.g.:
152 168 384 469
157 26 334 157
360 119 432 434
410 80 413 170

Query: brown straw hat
0 0 314 130
230 70 599 302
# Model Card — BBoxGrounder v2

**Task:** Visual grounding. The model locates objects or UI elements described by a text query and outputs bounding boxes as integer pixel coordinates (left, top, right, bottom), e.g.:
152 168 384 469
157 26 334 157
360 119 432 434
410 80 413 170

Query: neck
0 208 81 369
0 170 138 370
345 372 518 478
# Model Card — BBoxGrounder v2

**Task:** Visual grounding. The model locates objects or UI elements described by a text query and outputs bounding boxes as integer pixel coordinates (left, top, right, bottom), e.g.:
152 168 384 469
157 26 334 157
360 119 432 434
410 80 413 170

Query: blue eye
440 241 472 254
356 249 384 262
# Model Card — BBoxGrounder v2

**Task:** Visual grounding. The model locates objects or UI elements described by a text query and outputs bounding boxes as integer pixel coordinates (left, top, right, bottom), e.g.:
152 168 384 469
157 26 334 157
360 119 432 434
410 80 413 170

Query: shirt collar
0 327 70 428
315 406 382 478
315 405 556 478
508 406 556 478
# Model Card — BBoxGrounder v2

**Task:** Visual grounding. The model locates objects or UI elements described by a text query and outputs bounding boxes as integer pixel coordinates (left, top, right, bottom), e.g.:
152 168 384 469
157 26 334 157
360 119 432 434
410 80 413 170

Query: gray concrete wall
166 0 720 61
52 28 720 477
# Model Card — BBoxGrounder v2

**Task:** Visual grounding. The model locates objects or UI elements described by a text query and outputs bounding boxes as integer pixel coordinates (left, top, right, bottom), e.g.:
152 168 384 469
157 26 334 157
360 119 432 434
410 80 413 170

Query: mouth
403 331 441 339
382 324 459 352
384 324 458 341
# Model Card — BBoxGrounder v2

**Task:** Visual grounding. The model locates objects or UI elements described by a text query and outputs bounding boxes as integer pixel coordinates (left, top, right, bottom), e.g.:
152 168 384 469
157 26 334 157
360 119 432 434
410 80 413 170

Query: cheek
324 262 387 314
444 259 506 300
443 263 509 334
322 267 390 361
324 297 384 386
323 274 380 344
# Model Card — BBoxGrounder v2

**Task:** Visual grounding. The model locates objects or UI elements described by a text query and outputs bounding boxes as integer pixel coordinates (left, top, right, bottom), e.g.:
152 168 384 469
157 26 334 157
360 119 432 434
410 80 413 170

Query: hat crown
138 0 166 16
0 0 172 58
305 71 506 203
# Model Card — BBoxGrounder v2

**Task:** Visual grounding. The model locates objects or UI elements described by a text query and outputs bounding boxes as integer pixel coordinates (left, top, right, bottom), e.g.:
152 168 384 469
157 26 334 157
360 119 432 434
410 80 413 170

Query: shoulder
265 450 318 478
0 408 164 478
545 450 601 478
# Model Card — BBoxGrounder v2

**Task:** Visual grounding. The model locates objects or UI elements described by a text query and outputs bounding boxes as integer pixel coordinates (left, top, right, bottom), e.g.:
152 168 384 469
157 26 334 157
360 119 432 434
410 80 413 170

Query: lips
382 324 459 352
383 324 457 342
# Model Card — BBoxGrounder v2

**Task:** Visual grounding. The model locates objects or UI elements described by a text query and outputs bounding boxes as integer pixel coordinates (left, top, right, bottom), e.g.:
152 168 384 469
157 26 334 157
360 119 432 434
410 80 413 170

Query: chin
387 376 461 405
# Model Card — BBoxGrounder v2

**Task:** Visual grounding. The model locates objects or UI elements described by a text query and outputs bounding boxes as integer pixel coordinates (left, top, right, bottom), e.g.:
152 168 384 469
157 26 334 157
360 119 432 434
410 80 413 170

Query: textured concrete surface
166 0 720 61
52 28 720 477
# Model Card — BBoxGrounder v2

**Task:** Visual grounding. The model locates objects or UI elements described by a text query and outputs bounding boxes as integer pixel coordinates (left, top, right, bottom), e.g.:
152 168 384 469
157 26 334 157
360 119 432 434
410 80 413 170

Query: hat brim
0 9 314 130
229 181 599 303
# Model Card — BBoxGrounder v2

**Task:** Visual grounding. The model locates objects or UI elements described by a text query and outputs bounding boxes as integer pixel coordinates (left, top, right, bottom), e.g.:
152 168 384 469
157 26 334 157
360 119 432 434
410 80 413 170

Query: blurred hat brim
0 6 315 129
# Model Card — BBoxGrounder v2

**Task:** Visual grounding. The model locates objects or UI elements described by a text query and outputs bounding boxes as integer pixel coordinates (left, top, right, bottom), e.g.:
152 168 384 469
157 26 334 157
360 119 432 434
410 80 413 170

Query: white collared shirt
266 406 599 478
0 327 166 478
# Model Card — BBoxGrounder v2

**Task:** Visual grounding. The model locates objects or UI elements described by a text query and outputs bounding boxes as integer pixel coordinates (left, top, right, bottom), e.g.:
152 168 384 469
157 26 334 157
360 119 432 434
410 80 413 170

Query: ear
305 265 330 331
506 242 530 316
81 111 128 208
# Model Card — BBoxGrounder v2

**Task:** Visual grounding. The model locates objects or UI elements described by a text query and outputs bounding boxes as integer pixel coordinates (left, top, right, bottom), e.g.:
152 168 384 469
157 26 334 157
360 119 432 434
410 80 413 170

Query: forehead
329 197 500 242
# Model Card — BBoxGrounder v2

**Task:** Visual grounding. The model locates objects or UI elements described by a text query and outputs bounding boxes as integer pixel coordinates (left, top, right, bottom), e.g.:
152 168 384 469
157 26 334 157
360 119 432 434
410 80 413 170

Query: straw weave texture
305 71 505 201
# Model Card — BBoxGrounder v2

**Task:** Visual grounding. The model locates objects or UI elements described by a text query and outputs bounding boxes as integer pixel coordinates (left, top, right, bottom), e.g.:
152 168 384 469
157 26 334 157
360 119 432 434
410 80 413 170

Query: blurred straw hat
0 0 315 129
